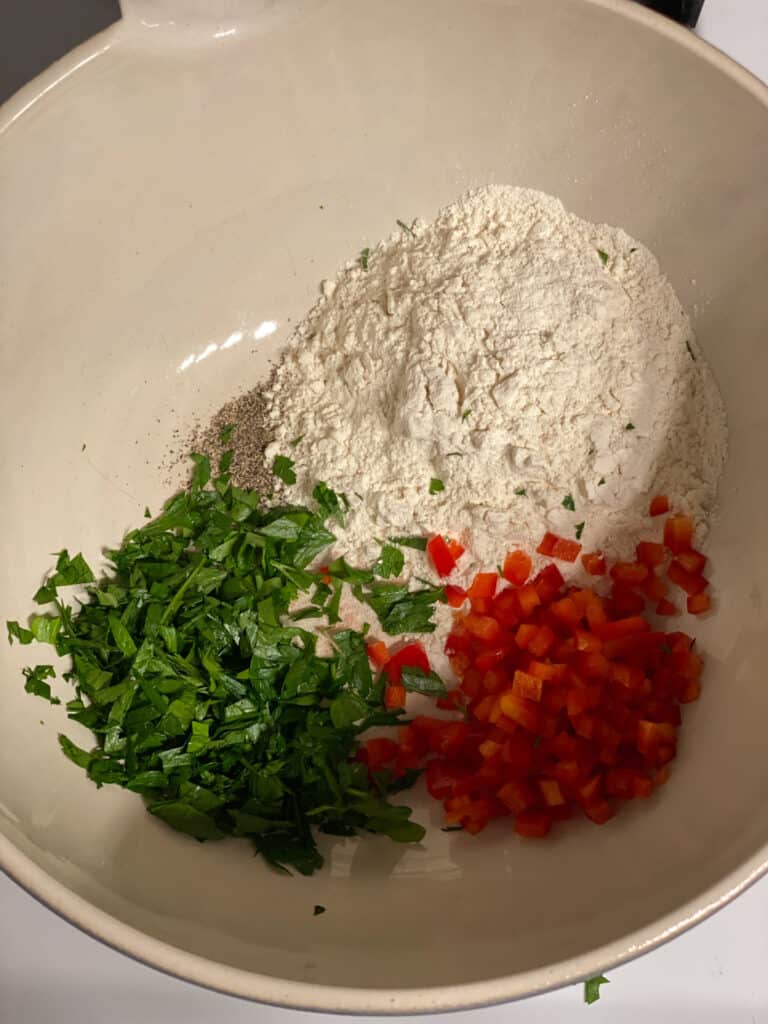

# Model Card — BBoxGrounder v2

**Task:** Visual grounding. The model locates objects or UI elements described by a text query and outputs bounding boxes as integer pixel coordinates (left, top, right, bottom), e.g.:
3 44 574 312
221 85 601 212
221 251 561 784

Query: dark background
0 0 705 105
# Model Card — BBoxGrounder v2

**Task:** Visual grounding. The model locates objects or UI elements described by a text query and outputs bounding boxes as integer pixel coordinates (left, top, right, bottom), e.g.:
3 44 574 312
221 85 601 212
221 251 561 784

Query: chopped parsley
597 249 610 266
290 435 304 448
514 487 527 497
396 218 416 237
272 454 296 485
144 507 152 519
598 477 606 486
461 409 472 421
584 975 610 1005
625 422 635 431
562 493 576 512
400 666 448 698
358 247 371 271
219 424 235 444
575 522 585 540
373 544 405 579
313 905 326 916
429 478 445 495
389 536 428 551
7 454 425 875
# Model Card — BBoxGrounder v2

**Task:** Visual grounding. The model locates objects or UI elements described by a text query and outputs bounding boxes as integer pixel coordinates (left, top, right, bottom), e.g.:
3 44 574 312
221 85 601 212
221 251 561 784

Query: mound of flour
264 186 727 577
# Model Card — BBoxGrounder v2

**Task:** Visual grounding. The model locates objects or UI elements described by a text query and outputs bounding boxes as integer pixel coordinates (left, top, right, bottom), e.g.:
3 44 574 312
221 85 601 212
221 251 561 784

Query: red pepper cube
537 532 558 556
583 799 615 825
514 809 553 838
656 598 678 616
499 692 540 732
550 597 581 629
492 589 521 628
385 642 430 683
538 779 566 807
687 592 712 615
611 561 650 585
498 779 537 814
581 551 607 576
467 572 499 600
533 563 566 602
664 515 694 554
552 537 582 562
512 669 543 703
527 623 556 657
649 494 670 517
366 640 390 669
674 549 707 575
636 541 666 568
516 583 542 617
446 538 466 562
444 584 467 608
426 535 457 577
385 684 406 709
668 560 708 596
465 613 502 644
362 737 398 770
503 549 532 586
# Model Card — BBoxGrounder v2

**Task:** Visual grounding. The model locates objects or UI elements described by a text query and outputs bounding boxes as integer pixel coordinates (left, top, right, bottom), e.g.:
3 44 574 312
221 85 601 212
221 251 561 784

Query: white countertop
2 1 767 1020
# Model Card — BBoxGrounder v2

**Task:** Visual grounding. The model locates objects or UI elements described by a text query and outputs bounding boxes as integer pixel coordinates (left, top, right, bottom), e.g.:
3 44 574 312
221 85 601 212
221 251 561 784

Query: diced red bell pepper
516 583 542 616
467 572 498 600
385 684 406 709
360 737 398 770
502 549 532 586
664 515 694 554
533 563 566 602
649 494 670 517
656 598 678 616
550 597 581 629
551 537 582 562
581 551 607 576
497 779 537 813
385 642 430 684
538 778 566 807
446 538 466 562
514 809 552 838
636 542 666 568
611 561 650 585
427 535 457 577
674 549 707 575
444 584 467 608
366 640 390 669
464 612 502 643
687 592 711 615
668 560 708 596
499 692 540 732
642 573 669 601
512 669 543 703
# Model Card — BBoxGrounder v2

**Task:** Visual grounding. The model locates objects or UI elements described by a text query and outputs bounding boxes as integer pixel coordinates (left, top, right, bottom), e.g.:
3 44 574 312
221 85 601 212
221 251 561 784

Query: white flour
265 186 727 584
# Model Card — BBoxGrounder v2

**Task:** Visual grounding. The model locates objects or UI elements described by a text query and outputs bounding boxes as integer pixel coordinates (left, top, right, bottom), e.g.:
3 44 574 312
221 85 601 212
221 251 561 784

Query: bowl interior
1 0 767 1011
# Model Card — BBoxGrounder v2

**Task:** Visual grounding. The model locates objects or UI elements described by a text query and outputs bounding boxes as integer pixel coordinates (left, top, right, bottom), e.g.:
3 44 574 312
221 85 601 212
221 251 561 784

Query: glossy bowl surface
1 0 767 1012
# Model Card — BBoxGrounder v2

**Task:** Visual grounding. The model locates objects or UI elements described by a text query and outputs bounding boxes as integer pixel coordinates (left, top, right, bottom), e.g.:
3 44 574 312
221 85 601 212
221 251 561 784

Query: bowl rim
1 0 767 1012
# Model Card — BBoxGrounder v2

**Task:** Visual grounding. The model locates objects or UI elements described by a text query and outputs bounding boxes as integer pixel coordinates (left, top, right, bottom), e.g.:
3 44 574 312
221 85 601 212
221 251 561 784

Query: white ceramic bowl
1 0 767 1013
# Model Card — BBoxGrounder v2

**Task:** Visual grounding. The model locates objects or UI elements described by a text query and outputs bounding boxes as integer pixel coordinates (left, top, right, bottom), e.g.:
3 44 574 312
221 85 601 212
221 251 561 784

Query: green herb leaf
219 424 235 444
461 409 472 421
562 493 576 512
625 422 635 431
23 665 60 704
514 487 527 497
272 455 297 485
400 666 448 698
362 583 444 635
598 477 606 486
575 522 585 540
597 249 610 266
313 481 345 525
359 247 370 270
290 435 304 448
373 545 405 579
396 218 416 237
389 536 428 551
584 975 610 1005
313 904 326 916
429 478 445 495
